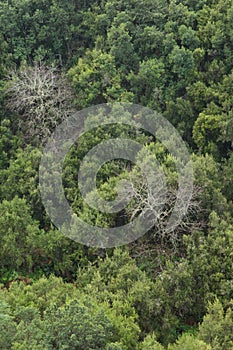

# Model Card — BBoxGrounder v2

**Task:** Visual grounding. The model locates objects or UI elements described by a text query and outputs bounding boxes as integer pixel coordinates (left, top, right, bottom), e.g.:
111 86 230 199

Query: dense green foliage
0 0 233 348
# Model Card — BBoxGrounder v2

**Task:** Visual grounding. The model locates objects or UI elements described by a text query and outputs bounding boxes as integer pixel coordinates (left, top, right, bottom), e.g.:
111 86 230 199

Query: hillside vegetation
0 0 233 349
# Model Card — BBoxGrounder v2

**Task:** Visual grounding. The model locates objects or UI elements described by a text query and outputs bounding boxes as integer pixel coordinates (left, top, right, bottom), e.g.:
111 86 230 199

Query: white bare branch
5 62 76 144
124 171 203 249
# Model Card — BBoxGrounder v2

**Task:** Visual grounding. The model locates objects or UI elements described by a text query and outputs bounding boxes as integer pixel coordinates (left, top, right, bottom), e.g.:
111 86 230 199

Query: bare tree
5 62 75 144
121 169 203 252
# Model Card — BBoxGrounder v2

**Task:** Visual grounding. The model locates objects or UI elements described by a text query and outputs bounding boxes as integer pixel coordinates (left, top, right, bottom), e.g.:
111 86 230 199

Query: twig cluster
6 63 75 144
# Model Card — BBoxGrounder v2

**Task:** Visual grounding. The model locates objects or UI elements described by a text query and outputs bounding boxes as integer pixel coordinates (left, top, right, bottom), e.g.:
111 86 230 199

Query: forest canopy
0 0 233 349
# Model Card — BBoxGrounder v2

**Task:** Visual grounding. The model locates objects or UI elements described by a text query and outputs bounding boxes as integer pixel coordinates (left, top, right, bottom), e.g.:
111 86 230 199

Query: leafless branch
123 171 203 251
5 62 76 145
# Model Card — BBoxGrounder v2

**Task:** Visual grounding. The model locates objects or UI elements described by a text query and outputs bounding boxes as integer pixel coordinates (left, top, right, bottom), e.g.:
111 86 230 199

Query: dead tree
6 62 75 145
